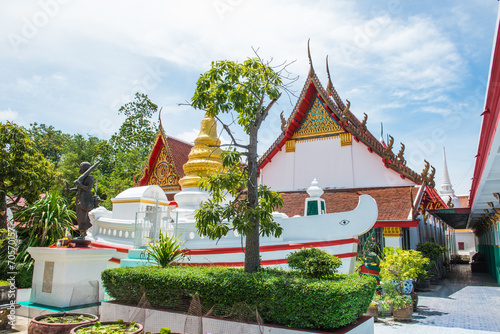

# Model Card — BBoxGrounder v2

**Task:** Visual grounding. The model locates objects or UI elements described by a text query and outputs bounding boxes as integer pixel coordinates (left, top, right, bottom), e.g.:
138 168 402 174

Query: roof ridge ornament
339 99 350 121
307 39 314 77
360 113 368 132
326 55 333 91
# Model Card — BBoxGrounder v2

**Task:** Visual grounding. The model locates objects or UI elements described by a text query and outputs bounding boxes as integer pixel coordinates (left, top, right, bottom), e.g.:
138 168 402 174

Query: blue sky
0 0 498 197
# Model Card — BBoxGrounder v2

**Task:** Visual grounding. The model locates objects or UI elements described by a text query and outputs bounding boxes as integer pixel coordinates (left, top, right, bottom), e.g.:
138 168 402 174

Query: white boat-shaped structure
90 180 377 273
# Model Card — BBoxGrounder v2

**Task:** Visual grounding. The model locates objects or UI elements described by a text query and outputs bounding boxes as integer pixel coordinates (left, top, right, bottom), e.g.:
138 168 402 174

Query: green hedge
102 266 376 330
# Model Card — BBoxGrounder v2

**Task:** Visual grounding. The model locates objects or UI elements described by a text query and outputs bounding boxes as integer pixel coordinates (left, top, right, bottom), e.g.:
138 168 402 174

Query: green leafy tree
110 92 159 188
192 57 291 272
28 122 70 168
111 92 158 156
0 122 57 230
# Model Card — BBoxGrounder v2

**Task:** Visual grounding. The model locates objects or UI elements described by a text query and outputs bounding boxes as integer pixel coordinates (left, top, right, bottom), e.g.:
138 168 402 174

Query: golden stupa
178 113 223 189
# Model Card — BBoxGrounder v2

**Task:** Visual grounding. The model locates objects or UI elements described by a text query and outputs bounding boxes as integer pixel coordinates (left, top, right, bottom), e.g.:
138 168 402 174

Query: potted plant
415 260 433 292
28 312 98 334
373 287 392 317
391 294 413 320
417 242 447 281
380 247 429 295
70 320 143 334
364 299 379 320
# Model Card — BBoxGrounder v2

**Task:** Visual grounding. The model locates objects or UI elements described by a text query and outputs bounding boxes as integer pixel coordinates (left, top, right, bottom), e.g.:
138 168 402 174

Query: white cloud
174 129 198 144
0 108 18 122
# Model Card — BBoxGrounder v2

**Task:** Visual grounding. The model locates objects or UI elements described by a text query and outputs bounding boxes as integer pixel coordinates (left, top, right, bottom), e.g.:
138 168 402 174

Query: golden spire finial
178 113 223 189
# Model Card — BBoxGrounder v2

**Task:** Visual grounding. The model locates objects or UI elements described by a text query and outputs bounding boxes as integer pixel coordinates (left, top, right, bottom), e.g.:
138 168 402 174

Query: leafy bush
416 242 447 259
145 231 185 268
0 193 75 288
286 247 342 278
102 266 376 331
380 248 429 281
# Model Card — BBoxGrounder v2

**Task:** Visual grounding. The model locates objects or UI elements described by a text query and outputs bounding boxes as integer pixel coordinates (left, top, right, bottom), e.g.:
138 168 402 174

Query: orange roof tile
165 136 192 179
279 186 418 221
457 195 470 208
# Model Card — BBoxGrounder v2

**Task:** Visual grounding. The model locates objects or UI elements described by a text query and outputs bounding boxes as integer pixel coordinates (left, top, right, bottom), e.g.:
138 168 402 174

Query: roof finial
158 107 163 129
326 55 333 91
307 39 314 77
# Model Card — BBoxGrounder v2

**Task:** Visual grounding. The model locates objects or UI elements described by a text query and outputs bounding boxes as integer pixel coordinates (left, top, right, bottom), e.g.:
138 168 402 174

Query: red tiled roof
457 195 470 208
279 186 418 221
166 136 192 179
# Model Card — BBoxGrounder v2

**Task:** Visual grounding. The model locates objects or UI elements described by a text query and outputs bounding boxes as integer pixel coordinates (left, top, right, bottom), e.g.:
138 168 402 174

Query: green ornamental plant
390 294 412 309
416 242 447 259
380 248 429 282
145 231 185 268
286 247 342 278
75 320 138 333
1 192 75 288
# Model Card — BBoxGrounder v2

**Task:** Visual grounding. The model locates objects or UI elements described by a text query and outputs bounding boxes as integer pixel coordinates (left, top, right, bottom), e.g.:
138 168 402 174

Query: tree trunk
0 196 7 231
244 125 260 272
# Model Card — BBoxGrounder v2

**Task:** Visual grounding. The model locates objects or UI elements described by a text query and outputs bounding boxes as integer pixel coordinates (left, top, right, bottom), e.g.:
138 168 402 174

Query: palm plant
1 192 76 288
15 192 76 249
145 231 185 268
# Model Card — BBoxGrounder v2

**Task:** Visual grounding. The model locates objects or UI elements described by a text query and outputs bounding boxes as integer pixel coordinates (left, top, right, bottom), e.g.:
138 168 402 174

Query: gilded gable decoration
286 140 296 153
292 96 345 140
147 144 180 192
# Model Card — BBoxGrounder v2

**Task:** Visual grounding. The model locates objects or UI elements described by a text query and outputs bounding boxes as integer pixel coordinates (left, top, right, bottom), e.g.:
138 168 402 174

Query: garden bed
102 266 376 331
100 301 374 334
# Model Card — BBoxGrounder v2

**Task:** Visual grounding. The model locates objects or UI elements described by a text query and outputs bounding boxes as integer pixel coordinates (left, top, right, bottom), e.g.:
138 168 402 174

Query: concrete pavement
375 264 500 333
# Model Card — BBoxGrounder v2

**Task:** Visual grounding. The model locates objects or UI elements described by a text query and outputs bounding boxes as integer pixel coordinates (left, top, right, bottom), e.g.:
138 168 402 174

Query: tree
191 57 290 272
111 92 158 157
0 122 56 229
28 122 70 168
110 92 159 184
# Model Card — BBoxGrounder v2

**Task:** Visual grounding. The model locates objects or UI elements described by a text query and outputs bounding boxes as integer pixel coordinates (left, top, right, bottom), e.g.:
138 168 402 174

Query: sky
0 0 498 197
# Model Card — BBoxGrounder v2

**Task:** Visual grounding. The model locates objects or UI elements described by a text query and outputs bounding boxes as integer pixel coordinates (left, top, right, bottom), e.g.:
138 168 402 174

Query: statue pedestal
27 247 116 308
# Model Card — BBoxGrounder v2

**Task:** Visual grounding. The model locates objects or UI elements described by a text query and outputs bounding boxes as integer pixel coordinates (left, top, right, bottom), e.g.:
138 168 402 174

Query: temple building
137 120 192 200
257 56 449 251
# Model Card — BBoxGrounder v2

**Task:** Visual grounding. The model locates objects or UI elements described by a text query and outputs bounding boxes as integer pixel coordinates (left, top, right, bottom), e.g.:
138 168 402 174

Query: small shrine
137 120 192 199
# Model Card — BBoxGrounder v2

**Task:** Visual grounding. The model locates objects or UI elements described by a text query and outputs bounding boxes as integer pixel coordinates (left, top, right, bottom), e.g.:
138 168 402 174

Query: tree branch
214 115 249 150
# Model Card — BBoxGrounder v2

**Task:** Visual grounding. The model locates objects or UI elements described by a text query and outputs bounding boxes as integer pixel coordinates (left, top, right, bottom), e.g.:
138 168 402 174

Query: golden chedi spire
178 113 223 189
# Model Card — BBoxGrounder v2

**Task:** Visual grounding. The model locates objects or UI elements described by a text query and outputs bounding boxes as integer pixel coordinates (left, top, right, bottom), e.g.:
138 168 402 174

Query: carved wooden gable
147 141 180 192
291 96 351 146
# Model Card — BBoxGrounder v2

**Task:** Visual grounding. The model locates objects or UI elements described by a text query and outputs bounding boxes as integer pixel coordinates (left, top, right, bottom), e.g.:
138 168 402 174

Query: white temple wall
455 231 476 256
351 140 415 188
260 137 415 191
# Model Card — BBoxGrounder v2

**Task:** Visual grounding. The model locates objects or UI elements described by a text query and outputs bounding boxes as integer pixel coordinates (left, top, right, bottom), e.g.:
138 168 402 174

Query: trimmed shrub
102 266 376 331
286 247 342 278
416 242 447 259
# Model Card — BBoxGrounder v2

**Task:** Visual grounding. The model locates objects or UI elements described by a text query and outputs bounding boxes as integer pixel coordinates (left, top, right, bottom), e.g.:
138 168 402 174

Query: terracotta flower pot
393 305 413 320
28 313 98 334
411 292 418 311
365 304 378 320
70 321 144 334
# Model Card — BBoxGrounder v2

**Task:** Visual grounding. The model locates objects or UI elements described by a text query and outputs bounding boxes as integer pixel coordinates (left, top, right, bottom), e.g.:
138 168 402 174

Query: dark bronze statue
69 160 101 238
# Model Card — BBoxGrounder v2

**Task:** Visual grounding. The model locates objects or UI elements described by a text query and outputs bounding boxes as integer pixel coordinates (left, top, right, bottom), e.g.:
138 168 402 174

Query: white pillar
28 247 116 308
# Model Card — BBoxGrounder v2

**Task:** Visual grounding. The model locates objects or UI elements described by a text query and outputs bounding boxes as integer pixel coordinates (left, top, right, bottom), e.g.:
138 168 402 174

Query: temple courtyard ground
2 264 498 334
375 264 500 333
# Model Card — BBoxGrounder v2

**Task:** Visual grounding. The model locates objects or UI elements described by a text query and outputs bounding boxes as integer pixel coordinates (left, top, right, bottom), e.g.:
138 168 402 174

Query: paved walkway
375 264 500 333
